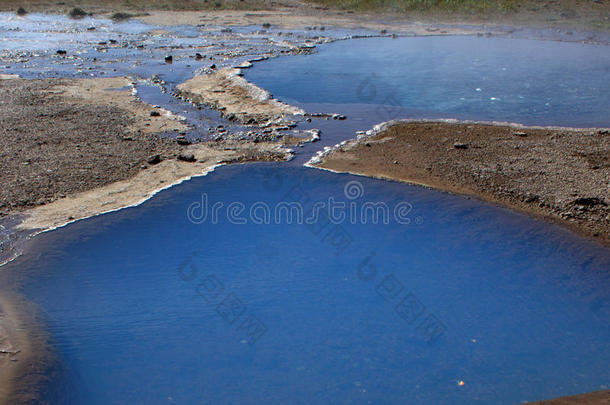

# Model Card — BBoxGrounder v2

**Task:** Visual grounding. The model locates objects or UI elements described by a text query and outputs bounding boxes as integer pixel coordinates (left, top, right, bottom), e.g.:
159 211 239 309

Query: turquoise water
1 35 609 404
246 36 610 127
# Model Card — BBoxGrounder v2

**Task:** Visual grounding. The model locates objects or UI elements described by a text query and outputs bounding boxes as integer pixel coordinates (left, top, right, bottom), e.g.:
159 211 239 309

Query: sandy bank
0 77 189 217
531 389 610 404
137 9 481 36
177 68 304 127
16 141 290 233
0 292 45 405
0 295 25 405
0 75 293 226
311 120 610 246
55 76 188 135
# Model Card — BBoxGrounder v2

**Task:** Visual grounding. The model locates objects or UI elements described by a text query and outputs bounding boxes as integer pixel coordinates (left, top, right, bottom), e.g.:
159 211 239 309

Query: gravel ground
0 78 183 217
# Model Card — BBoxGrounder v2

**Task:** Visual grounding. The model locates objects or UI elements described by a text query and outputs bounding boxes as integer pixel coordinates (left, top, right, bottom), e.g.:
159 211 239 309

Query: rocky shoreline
311 120 610 247
0 76 296 233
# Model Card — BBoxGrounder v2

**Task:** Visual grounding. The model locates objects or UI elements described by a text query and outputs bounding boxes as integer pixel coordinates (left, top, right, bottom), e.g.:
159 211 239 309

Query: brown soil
314 121 610 246
531 389 610 404
0 77 184 217
0 77 294 231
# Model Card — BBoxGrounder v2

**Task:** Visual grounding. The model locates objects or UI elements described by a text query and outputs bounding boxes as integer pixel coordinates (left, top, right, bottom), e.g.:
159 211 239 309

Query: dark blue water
246 36 610 127
4 164 609 404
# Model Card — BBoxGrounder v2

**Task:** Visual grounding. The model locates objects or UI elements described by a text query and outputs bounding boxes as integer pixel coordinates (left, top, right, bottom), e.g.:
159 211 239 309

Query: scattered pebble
178 153 196 162
68 7 88 19
176 136 191 146
147 155 161 165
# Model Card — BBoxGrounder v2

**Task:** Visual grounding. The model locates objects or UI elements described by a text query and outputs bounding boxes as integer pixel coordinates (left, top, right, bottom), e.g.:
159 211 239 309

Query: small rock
380 29 387 35
195 53 203 60
393 160 400 165
262 22 271 28
111 12 133 21
210 63 216 69
164 55 173 63
16 7 27 16
176 136 191 146
572 197 607 207
513 131 527 137
599 129 609 135
147 154 161 165
178 153 196 162
150 110 161 117
56 49 67 55
453 142 469 149
68 7 88 18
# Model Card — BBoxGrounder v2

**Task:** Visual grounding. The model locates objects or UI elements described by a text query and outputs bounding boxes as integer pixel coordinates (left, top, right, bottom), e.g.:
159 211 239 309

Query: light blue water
246 36 610 127
1 35 610 404
4 164 610 404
